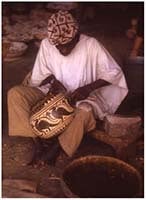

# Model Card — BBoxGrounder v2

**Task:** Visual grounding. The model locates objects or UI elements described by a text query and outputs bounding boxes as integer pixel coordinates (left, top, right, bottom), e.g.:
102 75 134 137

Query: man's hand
69 79 110 105
70 85 91 105
50 79 67 95
40 75 67 95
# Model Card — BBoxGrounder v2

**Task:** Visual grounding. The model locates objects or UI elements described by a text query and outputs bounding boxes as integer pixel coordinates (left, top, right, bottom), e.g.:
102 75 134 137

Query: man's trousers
8 85 96 156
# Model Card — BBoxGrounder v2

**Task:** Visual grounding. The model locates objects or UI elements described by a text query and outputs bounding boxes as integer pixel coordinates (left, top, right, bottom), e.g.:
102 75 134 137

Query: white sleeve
29 39 52 87
90 38 128 89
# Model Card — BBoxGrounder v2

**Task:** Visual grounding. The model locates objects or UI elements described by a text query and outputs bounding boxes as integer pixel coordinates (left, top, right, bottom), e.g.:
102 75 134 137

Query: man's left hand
70 85 91 105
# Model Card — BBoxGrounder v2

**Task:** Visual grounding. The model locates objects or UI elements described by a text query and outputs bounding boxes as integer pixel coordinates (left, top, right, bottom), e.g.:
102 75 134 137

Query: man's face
56 34 79 56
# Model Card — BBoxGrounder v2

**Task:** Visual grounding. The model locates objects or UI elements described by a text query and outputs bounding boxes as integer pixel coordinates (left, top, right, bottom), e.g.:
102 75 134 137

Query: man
130 16 144 58
8 10 128 165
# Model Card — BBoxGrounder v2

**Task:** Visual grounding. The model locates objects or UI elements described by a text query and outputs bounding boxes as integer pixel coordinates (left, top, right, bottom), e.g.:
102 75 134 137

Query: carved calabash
30 93 75 139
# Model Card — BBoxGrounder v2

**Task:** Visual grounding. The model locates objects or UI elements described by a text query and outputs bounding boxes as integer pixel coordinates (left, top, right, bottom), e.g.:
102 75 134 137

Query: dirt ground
2 5 144 198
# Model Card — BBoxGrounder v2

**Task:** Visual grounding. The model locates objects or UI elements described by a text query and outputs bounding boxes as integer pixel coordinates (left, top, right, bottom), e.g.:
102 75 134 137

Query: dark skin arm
70 79 111 105
39 75 110 105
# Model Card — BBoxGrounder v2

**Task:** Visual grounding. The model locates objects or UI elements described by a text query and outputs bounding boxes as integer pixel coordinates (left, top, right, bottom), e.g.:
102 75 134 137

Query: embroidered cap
48 10 79 45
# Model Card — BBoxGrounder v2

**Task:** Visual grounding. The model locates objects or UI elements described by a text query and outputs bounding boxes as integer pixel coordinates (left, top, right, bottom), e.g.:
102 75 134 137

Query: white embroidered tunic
29 34 128 119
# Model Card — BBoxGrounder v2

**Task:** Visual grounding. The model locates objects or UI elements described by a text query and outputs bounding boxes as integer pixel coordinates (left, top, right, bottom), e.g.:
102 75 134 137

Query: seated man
8 10 128 165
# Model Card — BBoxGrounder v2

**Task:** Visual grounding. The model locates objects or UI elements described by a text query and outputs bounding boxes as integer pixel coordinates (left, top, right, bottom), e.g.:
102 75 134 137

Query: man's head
48 10 79 56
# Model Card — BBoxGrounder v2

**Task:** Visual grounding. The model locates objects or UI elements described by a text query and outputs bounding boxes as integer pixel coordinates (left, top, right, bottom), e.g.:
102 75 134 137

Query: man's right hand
50 79 67 95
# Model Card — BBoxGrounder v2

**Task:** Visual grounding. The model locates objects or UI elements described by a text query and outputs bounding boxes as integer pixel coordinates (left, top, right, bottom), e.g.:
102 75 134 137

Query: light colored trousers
8 85 96 156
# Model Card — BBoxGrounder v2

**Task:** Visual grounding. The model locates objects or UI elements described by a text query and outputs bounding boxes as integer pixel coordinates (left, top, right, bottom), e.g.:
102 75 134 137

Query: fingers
70 90 85 105
50 80 67 94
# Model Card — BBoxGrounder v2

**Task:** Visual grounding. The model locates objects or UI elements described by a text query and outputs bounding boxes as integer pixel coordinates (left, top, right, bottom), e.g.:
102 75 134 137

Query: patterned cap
48 10 79 45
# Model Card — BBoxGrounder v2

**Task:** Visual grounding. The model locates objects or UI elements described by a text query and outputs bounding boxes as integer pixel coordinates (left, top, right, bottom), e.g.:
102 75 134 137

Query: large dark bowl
63 155 142 198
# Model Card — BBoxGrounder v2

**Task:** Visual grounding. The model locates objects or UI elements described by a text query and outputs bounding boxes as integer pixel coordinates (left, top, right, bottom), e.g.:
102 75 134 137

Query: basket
63 155 142 198
6 42 28 58
30 93 75 139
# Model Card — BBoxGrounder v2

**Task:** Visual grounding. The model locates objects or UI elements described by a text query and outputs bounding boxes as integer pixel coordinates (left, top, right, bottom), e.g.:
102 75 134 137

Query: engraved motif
30 93 75 139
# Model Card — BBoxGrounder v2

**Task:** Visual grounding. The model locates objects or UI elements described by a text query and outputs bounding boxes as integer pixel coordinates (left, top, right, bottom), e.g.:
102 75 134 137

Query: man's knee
8 85 24 102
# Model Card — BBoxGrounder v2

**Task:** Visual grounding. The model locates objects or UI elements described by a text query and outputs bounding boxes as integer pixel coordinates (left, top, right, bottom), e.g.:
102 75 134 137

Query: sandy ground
2 15 144 197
